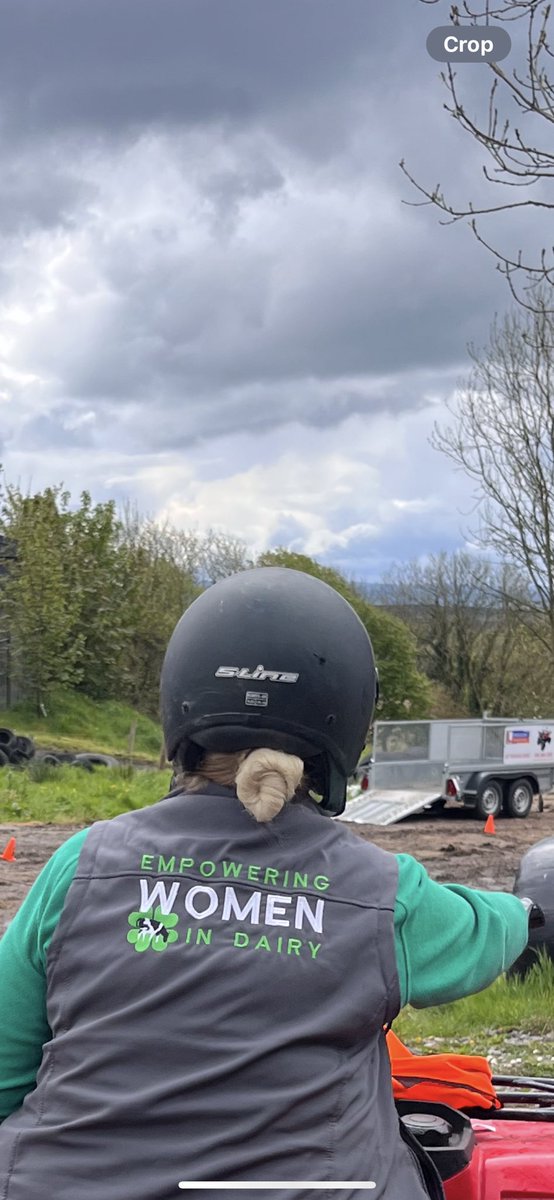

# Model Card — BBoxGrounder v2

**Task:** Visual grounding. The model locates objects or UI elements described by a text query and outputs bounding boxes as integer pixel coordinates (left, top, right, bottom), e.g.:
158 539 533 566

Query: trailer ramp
340 788 441 826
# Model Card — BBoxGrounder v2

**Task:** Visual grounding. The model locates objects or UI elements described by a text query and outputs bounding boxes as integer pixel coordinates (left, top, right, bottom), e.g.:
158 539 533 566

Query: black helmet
160 567 378 815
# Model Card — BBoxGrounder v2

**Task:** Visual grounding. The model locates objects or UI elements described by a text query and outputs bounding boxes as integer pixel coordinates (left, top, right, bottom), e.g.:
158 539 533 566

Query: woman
0 567 529 1200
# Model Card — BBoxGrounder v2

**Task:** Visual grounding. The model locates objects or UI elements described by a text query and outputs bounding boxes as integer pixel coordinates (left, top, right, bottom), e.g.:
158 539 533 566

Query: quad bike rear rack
487 1075 554 1120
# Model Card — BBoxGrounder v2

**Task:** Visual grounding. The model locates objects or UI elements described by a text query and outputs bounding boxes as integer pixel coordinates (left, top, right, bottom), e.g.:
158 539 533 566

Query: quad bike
395 1078 554 1199
391 897 554 1199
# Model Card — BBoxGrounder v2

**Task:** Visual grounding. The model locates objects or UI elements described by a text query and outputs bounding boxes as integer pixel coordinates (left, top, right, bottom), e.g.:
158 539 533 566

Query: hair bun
235 749 304 822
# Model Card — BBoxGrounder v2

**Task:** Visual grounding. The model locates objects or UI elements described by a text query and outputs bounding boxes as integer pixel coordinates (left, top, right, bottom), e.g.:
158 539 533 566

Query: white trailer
341 717 554 826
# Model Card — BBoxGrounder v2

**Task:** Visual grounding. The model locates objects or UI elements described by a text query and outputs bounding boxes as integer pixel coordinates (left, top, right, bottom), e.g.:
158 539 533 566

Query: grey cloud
266 518 314 548
0 0 393 138
0 0 475 193
327 523 467 583
3 181 502 455
0 151 96 233
27 203 499 432
202 160 286 232
17 412 95 452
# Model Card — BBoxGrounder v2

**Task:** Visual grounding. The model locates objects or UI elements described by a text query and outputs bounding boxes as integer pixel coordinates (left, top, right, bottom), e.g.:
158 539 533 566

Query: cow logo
127 906 179 952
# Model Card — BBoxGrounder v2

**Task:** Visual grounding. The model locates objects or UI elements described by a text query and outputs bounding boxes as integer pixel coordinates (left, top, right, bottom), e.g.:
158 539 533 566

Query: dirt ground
358 800 554 890
1 801 554 934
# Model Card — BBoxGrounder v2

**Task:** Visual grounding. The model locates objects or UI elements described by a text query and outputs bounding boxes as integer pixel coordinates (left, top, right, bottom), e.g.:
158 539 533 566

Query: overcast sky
0 0 537 579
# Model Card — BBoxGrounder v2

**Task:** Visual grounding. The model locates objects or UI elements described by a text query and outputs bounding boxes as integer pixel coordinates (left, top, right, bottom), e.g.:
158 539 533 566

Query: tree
403 1 554 305
116 507 252 711
0 481 249 715
257 550 432 720
117 516 200 714
119 506 252 586
65 493 128 699
380 550 550 716
198 529 253 584
0 486 83 712
432 295 554 659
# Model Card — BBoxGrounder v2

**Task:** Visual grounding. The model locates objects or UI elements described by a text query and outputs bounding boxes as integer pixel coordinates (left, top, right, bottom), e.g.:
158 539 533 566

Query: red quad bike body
444 1117 554 1199
397 1081 554 1200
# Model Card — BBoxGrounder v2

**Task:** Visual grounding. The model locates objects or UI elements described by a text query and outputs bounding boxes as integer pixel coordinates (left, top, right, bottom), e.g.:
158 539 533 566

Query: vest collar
165 781 327 817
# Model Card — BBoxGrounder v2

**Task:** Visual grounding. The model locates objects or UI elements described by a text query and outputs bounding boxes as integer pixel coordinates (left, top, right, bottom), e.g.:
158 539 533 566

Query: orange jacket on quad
387 1028 501 1111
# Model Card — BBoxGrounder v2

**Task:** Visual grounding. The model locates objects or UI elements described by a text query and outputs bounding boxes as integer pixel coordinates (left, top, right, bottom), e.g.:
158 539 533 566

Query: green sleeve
394 852 529 1009
0 828 89 1121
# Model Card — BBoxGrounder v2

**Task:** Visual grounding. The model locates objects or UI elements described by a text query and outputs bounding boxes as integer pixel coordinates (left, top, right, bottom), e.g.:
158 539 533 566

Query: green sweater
0 827 528 1121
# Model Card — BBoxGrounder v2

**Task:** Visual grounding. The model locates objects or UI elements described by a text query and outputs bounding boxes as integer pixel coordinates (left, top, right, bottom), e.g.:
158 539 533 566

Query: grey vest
0 787 432 1200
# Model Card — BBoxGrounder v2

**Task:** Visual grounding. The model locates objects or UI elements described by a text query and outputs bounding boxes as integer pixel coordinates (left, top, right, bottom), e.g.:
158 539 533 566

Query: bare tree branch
432 289 554 656
406 0 554 303
380 550 551 714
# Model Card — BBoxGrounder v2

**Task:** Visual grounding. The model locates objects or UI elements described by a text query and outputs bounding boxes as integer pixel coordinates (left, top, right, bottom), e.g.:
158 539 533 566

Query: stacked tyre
0 728 35 767
0 732 119 770
69 753 119 770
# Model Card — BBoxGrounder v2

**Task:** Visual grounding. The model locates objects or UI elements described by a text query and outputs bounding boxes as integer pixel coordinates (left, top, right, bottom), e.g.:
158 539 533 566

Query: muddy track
1 802 554 934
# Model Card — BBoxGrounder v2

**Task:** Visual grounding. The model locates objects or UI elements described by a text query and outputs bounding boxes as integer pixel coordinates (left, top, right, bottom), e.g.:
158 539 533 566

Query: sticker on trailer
504 725 554 763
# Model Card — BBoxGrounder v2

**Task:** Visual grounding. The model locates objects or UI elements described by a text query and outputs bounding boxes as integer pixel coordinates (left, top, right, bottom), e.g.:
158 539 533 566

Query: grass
396 956 554 1076
0 690 163 762
0 762 172 823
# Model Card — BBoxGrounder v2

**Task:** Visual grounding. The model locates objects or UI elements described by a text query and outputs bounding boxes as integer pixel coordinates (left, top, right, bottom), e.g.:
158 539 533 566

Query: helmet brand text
216 664 299 683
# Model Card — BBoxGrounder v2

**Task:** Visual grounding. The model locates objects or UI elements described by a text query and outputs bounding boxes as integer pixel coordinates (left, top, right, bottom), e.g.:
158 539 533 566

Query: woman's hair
176 748 304 822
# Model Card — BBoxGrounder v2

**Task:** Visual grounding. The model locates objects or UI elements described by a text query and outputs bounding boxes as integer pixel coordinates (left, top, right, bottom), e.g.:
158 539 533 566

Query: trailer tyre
505 778 533 819
475 778 503 820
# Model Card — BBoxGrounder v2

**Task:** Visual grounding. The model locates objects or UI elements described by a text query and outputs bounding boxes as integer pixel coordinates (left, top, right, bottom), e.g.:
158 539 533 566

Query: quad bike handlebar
519 897 546 930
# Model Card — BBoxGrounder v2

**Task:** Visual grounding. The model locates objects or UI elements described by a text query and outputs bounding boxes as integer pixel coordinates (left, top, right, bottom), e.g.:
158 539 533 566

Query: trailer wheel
504 778 533 819
475 779 503 820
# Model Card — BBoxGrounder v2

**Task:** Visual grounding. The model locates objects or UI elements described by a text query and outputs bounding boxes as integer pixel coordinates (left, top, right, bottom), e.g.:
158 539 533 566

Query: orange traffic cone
0 837 16 861
483 814 496 836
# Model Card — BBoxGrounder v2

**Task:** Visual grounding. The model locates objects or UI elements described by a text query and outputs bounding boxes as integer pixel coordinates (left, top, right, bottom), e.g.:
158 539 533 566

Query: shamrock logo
127 906 179 953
